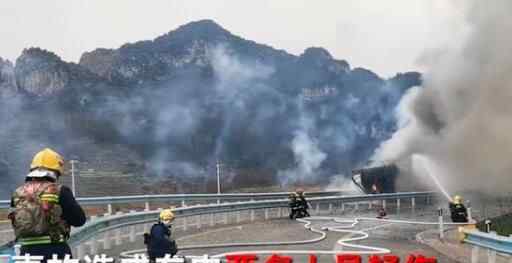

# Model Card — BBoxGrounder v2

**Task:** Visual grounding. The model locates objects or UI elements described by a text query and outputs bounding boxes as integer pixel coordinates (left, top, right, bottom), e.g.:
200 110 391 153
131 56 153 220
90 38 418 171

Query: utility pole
70 160 78 196
216 160 221 204
216 160 221 195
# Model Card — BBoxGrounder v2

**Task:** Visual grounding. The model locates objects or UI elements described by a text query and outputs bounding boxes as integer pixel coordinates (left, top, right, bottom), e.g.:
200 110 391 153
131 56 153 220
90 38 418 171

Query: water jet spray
412 154 452 202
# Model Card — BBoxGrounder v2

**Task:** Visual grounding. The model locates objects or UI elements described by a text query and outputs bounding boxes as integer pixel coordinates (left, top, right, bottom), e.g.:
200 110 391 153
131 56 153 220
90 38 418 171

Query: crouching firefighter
288 193 300 219
145 209 178 261
8 148 86 262
449 195 468 223
296 189 310 217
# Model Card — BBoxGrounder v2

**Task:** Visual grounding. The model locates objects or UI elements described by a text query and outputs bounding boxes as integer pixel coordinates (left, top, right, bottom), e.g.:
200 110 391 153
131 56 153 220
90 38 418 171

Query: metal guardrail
67 191 433 247
0 191 343 209
464 229 512 255
0 191 435 255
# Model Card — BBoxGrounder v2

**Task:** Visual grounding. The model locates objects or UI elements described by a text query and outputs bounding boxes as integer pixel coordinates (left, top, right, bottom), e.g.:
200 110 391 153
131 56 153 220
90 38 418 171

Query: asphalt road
93 203 462 262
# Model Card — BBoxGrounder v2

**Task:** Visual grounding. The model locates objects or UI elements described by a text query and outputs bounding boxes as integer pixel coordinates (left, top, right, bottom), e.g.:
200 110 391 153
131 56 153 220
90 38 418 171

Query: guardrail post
181 200 186 207
107 203 113 215
328 203 333 214
210 213 215 226
76 244 84 260
467 201 473 221
196 215 201 229
183 217 188 231
411 197 416 209
277 207 282 218
382 200 387 210
265 208 269 220
396 199 401 210
145 202 150 211
315 203 320 215
223 212 228 224
89 239 97 255
236 211 241 223
129 225 136 242
438 208 444 239
103 232 111 250
488 249 496 263
143 223 150 233
471 246 479 263
14 244 21 256
485 220 492 233
250 209 255 222
368 201 372 209
354 202 359 211
115 228 122 245
341 202 345 212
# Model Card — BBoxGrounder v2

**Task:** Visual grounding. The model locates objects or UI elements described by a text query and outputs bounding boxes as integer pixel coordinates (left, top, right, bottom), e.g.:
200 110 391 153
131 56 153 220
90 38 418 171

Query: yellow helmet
30 148 65 176
453 195 462 204
159 209 175 224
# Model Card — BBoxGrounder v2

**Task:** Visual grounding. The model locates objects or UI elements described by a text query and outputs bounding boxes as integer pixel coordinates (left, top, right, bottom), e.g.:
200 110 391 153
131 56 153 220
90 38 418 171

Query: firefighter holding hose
449 195 468 223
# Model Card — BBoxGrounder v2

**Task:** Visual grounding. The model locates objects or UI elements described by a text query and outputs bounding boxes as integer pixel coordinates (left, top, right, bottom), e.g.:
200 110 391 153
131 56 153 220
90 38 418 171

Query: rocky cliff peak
156 19 231 44
79 20 264 84
15 48 72 96
15 48 99 96
301 47 333 61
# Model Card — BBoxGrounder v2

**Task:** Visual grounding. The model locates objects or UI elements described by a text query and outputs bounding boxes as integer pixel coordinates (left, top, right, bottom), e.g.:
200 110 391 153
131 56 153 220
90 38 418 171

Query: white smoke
372 0 512 194
278 104 327 186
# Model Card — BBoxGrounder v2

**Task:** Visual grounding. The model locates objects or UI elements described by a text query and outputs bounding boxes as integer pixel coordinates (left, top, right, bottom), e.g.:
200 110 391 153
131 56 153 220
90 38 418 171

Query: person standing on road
146 209 178 261
9 148 86 262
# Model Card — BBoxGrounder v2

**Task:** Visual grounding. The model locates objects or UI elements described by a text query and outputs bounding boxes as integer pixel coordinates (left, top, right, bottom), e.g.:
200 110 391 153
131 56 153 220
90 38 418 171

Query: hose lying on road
121 216 472 259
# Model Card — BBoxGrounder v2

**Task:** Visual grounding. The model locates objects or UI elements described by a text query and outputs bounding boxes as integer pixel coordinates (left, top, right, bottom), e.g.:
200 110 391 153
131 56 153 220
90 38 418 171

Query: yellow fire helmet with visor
453 195 463 204
30 148 65 176
159 209 175 225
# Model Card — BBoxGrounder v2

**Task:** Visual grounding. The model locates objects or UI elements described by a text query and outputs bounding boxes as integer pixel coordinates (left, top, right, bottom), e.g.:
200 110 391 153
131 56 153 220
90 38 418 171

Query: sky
0 0 465 77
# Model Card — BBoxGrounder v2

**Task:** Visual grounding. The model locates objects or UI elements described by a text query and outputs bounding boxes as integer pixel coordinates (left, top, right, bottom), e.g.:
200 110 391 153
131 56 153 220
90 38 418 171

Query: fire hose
120 216 471 259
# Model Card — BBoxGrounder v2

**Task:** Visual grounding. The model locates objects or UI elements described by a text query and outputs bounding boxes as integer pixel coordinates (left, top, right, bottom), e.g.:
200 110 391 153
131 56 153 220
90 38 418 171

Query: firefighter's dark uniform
297 194 310 217
147 222 177 261
288 195 299 219
11 184 86 261
449 202 468 223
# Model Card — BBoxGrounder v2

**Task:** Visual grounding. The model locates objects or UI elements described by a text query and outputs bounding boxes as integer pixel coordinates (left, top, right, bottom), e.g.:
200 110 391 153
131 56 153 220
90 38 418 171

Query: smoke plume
372 0 512 194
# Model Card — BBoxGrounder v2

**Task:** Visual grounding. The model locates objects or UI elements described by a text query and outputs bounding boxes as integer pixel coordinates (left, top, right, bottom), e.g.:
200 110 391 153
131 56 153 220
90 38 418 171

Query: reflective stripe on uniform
18 236 64 246
40 194 59 203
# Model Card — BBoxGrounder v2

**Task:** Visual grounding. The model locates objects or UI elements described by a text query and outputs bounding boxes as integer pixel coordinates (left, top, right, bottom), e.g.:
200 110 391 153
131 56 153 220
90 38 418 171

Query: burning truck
352 164 429 194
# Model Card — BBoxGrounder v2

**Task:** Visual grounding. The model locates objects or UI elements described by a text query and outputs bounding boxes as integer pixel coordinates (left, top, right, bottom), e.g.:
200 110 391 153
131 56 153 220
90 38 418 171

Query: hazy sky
0 1 465 77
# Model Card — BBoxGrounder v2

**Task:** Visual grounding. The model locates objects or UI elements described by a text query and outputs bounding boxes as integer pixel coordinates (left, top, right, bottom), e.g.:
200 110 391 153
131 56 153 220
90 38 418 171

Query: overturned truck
352 165 398 194
352 164 428 194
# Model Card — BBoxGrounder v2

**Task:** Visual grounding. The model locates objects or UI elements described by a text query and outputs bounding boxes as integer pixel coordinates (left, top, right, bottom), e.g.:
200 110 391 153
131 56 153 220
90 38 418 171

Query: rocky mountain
0 20 421 197
0 58 17 98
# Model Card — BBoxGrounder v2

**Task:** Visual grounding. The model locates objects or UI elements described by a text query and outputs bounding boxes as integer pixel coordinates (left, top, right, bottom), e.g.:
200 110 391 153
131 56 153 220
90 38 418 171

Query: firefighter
288 193 300 219
449 195 468 223
146 209 178 261
8 148 86 262
296 189 310 218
